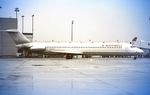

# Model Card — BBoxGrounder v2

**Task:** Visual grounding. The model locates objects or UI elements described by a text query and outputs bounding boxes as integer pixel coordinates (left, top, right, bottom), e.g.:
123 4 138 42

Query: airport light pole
0 6 1 16
21 15 24 34
14 8 19 29
32 15 34 40
71 20 74 42
14 8 19 19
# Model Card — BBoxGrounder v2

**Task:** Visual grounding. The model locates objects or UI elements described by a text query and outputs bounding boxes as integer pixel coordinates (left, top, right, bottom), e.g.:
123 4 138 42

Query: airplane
6 29 144 59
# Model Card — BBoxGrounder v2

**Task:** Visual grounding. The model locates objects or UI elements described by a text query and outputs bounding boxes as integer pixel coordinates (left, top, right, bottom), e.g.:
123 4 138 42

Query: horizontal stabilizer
6 29 30 44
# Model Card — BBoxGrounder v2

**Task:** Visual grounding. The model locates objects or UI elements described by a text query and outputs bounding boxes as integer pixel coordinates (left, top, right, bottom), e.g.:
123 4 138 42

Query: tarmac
0 58 150 95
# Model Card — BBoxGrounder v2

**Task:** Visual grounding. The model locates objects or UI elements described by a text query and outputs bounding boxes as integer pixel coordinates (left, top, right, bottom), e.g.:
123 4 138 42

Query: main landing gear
65 54 73 59
133 56 137 60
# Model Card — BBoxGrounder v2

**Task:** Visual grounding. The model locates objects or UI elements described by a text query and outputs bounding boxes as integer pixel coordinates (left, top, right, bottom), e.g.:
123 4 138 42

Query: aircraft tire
66 54 73 59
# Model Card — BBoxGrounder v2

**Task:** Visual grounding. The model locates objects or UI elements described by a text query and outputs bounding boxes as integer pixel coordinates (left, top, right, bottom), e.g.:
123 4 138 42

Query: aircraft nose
137 49 144 54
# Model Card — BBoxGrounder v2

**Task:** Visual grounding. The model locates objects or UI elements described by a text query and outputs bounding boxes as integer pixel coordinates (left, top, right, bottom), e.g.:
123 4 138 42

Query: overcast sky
0 0 150 42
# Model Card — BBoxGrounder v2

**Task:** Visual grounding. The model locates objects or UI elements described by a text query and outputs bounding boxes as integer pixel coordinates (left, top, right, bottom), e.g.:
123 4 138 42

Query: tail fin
130 37 138 45
6 29 30 44
132 37 137 42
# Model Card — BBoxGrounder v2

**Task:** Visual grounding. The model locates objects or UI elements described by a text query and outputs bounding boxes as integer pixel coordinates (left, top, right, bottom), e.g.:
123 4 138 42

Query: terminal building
0 17 33 57
0 18 17 57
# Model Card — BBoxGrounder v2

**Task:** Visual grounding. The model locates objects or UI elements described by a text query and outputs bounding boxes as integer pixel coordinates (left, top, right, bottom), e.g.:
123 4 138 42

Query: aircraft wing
46 49 82 54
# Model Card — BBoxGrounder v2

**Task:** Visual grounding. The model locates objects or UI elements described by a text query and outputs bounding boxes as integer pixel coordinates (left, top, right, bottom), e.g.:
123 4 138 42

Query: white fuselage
18 42 144 56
